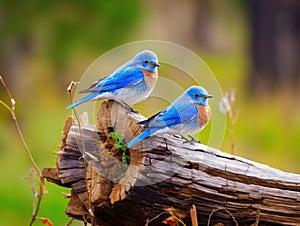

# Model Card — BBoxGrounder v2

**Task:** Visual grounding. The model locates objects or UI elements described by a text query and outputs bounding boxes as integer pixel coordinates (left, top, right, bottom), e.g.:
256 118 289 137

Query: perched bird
127 86 212 148
67 50 159 109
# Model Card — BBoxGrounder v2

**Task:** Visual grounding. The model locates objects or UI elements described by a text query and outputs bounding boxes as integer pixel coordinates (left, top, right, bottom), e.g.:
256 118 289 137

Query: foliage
109 131 130 165
0 0 141 69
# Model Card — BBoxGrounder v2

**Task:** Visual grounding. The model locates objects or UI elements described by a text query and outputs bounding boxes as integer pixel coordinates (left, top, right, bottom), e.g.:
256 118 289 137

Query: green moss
109 132 130 165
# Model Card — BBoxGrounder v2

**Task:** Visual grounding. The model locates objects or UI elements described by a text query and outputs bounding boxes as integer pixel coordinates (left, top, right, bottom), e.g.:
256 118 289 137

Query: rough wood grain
42 100 300 226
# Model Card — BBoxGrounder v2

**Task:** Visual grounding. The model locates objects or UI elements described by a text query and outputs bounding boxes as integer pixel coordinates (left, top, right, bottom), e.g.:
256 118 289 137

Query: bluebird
127 86 212 148
67 50 160 109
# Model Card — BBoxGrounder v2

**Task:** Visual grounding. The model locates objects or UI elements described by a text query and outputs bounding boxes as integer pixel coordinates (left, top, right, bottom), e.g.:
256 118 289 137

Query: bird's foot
119 101 138 113
182 135 201 145
188 135 201 144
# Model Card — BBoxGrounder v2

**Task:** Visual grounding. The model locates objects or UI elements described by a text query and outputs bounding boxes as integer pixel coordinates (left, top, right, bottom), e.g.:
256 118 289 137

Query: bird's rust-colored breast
195 104 211 127
141 68 158 89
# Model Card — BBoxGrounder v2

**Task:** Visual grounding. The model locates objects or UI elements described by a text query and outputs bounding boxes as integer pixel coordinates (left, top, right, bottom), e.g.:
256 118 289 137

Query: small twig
219 89 238 154
145 212 165 226
0 99 11 111
64 218 75 226
254 209 260 226
0 76 42 177
67 81 95 222
228 111 236 153
82 214 89 225
207 207 238 226
29 168 38 217
0 75 45 225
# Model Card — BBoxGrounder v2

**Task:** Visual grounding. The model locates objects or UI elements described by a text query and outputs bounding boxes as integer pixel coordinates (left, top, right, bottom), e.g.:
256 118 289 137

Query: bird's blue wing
141 103 198 129
79 67 144 93
79 75 109 93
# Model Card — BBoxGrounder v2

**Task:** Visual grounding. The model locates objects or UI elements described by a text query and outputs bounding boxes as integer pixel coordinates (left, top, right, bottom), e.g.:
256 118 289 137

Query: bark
43 100 300 226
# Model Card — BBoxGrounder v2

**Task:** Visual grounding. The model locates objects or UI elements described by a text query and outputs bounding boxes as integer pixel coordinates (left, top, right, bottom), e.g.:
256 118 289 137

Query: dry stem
67 81 95 224
207 208 238 226
0 75 45 226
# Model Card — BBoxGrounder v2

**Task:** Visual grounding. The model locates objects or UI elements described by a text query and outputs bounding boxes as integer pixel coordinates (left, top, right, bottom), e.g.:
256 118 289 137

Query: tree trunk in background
249 0 300 93
0 36 33 96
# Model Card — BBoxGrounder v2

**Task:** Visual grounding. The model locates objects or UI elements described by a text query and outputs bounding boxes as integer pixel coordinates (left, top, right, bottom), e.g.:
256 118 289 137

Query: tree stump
43 100 300 226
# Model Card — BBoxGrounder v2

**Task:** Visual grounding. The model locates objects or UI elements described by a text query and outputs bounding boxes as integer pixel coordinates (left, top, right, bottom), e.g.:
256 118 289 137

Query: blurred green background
1 0 300 225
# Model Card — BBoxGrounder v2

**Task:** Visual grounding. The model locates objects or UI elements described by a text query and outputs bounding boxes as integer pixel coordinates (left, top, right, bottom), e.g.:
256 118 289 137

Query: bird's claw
119 101 138 113
188 135 201 144
181 135 201 145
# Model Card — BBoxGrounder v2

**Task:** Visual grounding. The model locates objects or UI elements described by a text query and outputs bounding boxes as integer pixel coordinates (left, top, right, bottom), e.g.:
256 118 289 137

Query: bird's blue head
186 86 213 106
132 50 160 73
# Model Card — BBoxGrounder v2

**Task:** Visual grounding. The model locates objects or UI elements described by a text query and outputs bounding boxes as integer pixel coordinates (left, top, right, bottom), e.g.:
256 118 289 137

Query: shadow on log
43 100 300 226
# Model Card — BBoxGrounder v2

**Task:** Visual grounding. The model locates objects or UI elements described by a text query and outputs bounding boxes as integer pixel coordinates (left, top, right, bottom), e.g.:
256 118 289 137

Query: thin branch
0 75 45 226
67 81 95 222
207 207 238 226
0 76 42 177
145 212 165 226
0 99 11 111
64 218 75 226
255 209 260 226
228 112 236 154
219 89 238 154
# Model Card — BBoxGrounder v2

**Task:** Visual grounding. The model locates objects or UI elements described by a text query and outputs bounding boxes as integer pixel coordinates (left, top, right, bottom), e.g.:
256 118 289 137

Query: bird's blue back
67 50 159 109
81 67 145 94
140 101 198 130
127 86 212 148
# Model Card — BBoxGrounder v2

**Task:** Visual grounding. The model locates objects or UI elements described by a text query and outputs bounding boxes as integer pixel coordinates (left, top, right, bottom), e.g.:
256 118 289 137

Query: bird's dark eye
194 94 200 98
144 60 149 64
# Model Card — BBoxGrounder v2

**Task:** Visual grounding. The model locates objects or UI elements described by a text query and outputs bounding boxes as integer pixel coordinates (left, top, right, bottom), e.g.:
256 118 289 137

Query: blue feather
127 130 153 148
141 103 198 129
66 50 159 108
81 67 144 93
127 86 212 147
66 92 99 109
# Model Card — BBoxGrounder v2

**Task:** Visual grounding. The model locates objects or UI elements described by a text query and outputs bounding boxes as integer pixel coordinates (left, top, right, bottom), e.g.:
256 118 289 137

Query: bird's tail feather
127 130 153 148
66 92 98 109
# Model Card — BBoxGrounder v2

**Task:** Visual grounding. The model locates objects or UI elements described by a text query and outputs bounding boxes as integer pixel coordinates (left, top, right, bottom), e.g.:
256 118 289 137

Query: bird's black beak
155 63 160 67
206 95 213 98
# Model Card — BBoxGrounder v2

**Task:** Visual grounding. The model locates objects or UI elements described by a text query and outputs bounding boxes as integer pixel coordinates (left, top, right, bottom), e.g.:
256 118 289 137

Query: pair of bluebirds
67 50 212 148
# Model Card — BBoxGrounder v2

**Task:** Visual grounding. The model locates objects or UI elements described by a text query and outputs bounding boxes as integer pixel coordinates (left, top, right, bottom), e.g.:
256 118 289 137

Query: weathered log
43 100 300 226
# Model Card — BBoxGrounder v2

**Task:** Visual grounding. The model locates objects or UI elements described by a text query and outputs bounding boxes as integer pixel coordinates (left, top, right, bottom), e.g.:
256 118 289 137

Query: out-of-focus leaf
40 217 53 226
